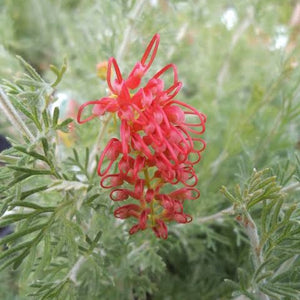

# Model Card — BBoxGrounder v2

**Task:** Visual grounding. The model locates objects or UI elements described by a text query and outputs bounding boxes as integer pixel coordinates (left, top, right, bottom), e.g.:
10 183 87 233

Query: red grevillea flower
77 34 206 239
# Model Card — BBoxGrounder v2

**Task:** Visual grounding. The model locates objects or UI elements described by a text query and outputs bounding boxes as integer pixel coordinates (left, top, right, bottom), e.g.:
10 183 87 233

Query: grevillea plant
77 34 206 238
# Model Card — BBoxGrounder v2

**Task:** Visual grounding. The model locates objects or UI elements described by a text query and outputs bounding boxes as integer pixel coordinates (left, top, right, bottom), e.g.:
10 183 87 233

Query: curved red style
77 34 206 239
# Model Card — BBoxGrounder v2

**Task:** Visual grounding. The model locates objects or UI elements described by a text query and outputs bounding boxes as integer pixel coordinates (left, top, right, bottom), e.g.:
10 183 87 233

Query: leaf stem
237 211 270 300
87 114 113 176
116 0 147 62
0 87 35 143
281 181 300 193
195 206 234 223
87 0 147 176
68 256 86 286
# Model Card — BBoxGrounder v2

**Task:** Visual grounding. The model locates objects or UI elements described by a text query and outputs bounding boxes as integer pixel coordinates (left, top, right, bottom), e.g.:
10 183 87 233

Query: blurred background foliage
0 0 299 299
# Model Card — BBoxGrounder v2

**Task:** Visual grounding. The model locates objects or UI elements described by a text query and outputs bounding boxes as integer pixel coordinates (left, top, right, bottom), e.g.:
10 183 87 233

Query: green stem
0 87 35 142
116 0 147 62
87 114 113 176
239 211 270 300
86 0 147 176
195 206 234 224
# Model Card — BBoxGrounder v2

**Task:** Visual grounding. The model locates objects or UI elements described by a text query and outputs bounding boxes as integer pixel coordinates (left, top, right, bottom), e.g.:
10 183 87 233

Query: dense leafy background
0 0 299 299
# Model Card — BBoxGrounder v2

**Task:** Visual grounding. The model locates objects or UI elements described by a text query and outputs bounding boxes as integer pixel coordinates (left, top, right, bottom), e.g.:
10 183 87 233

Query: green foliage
221 169 300 299
0 0 300 299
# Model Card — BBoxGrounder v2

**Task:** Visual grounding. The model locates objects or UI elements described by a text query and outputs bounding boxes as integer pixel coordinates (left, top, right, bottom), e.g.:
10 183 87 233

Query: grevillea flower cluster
77 34 206 239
